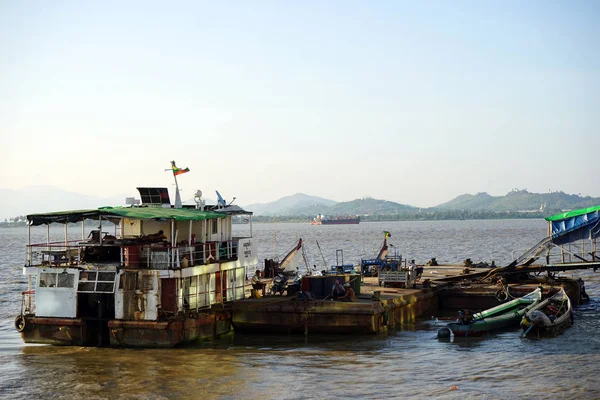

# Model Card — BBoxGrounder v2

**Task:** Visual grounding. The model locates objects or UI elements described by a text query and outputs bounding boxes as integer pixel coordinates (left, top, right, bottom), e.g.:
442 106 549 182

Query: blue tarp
548 209 600 244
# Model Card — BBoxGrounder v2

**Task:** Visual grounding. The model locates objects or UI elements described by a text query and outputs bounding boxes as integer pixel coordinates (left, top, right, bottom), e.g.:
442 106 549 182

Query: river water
1 220 599 399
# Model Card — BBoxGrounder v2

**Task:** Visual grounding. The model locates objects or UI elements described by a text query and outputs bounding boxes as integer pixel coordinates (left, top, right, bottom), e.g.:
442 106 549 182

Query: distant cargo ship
310 214 360 225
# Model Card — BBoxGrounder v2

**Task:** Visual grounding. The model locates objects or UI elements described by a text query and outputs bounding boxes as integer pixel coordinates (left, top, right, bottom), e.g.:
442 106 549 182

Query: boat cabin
22 191 257 330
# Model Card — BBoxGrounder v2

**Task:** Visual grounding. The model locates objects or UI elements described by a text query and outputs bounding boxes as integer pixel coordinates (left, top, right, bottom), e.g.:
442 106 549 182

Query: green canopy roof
28 207 226 226
98 207 226 221
545 205 600 222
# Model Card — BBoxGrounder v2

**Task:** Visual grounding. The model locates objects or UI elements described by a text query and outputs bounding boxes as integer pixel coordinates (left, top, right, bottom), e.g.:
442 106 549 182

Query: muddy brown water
1 220 599 399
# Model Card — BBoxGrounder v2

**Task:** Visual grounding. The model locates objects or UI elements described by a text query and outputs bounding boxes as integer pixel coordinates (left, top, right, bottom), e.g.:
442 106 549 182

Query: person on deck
145 230 167 241
251 270 265 298
340 283 356 302
331 279 345 300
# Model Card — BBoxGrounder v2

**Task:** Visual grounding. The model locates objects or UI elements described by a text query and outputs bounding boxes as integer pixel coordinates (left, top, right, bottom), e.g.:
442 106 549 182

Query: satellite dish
195 190 202 198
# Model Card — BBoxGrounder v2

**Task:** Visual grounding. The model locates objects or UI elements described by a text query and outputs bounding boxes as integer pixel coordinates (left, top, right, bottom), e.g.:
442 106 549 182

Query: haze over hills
244 190 600 217
0 186 127 220
244 193 336 216
2 187 600 221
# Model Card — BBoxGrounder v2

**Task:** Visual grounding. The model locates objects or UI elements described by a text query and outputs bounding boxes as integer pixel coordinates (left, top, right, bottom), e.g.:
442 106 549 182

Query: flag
171 161 190 176
383 231 391 238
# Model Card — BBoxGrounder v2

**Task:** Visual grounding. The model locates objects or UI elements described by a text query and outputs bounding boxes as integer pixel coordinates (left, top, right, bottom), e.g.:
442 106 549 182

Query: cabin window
212 219 218 234
77 271 117 293
39 273 57 288
39 272 75 288
57 272 74 288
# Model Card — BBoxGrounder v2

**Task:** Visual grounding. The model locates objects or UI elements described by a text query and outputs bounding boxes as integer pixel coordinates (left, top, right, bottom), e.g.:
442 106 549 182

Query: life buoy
15 315 26 332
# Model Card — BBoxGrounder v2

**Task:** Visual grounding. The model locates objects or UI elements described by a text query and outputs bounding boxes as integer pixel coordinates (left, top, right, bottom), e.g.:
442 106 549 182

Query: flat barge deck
232 266 583 335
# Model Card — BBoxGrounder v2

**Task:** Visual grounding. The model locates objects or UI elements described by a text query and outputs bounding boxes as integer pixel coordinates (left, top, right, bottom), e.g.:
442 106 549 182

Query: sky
1 1 599 208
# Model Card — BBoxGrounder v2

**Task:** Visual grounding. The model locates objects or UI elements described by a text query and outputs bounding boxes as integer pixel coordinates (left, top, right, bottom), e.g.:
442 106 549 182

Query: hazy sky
1 1 598 207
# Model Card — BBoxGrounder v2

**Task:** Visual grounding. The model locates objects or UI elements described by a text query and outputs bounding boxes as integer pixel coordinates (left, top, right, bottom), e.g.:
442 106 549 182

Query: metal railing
511 238 598 265
27 239 242 270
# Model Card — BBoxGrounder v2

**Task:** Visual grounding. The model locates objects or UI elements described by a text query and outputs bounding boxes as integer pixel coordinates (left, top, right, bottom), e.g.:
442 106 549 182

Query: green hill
328 197 417 215
436 190 600 214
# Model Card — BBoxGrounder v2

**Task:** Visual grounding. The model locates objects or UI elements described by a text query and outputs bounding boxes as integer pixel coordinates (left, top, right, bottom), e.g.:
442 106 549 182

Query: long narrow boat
437 287 542 338
520 287 572 337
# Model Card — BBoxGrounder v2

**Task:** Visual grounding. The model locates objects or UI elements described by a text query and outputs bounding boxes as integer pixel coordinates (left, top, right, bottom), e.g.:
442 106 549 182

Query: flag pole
174 173 182 208
169 160 182 208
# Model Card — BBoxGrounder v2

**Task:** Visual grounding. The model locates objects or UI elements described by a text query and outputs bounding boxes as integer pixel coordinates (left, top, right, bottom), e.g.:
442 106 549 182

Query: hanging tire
495 289 508 302
15 315 26 332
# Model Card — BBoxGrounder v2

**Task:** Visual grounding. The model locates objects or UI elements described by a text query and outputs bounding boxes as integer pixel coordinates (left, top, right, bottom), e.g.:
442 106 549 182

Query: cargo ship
310 214 360 225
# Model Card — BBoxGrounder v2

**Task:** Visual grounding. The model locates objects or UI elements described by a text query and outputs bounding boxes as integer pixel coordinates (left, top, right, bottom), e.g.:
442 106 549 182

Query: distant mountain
0 186 126 220
328 197 417 215
436 190 600 213
244 193 336 216
245 195 417 216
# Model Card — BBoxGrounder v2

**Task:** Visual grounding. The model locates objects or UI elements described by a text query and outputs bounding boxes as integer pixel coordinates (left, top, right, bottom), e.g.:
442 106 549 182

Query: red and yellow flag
171 161 190 176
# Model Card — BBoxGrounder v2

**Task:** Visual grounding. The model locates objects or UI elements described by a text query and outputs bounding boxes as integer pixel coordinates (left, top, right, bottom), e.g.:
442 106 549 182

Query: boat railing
126 240 241 270
27 240 82 267
511 238 598 265
27 238 242 270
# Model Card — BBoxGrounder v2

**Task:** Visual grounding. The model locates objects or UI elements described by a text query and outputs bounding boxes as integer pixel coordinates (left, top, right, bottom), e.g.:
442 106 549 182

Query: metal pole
46 224 50 264
27 222 31 266
173 173 181 208
171 219 175 268
316 240 327 266
189 220 193 265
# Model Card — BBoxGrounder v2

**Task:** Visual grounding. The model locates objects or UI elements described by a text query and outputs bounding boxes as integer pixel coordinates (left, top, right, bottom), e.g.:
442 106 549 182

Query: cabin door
161 278 178 313
77 293 115 346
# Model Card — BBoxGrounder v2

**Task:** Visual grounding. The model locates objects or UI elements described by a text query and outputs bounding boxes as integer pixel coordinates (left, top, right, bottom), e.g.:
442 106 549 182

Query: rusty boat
15 163 258 347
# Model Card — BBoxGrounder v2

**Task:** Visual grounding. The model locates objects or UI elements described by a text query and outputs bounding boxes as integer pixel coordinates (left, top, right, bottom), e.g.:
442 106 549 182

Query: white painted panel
145 274 159 320
198 274 209 308
235 267 245 300
238 238 259 277
115 271 124 319
36 268 79 318
114 271 159 321
209 273 217 305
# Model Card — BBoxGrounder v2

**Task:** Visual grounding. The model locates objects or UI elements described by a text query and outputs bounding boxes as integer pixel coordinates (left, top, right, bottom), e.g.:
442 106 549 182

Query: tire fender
15 315 26 332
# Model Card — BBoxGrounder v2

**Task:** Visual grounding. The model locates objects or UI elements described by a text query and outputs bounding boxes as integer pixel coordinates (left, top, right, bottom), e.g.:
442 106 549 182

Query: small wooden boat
520 287 572 337
438 287 542 338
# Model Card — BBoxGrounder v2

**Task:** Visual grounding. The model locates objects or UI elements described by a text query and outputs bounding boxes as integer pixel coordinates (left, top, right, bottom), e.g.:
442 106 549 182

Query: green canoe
438 287 542 338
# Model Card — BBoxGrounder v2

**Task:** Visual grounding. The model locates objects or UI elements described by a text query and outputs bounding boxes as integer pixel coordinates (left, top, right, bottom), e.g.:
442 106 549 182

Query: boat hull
521 288 573 338
19 316 85 346
320 219 360 225
438 287 542 338
18 312 232 348
439 313 526 337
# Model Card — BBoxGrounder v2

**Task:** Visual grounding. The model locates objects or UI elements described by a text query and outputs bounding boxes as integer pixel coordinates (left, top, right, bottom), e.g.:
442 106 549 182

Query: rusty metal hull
232 289 439 334
20 317 85 345
20 312 232 348
108 311 232 347
233 301 385 334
